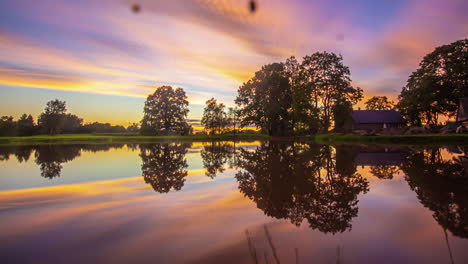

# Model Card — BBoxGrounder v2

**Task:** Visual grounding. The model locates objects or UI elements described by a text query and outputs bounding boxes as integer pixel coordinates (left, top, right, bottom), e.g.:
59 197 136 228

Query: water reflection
140 143 191 193
402 148 468 239
1 142 468 240
234 143 369 234
200 142 235 178
0 144 126 179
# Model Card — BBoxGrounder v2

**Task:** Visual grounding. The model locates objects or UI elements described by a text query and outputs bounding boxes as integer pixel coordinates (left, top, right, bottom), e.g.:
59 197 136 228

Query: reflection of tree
369 165 400 179
235 142 369 234
200 142 234 178
1 144 125 179
402 149 468 238
140 143 191 193
0 146 34 162
34 145 82 179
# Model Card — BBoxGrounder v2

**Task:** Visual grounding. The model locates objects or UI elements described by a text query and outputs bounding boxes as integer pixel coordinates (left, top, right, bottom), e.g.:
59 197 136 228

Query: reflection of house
456 98 468 128
354 152 406 167
345 110 405 132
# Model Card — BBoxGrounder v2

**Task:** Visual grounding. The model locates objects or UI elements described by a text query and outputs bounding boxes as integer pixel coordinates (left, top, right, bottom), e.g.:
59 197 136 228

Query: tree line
141 39 466 136
0 99 132 136
1 38 465 137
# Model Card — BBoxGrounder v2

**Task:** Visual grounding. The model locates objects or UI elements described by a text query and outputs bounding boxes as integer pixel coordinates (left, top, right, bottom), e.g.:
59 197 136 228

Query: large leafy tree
38 99 67 134
201 98 227 135
141 86 191 135
365 96 395 110
299 52 363 131
286 56 321 134
398 39 468 125
0 116 17 136
235 63 293 136
17 114 36 136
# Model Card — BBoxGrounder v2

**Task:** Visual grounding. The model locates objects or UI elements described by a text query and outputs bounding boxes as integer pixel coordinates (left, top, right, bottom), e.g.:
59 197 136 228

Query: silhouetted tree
227 107 241 134
365 96 395 110
201 98 228 135
17 114 36 136
139 143 190 193
127 123 140 132
298 52 363 131
333 99 353 130
397 39 468 125
141 86 191 135
286 56 320 134
0 116 17 136
61 114 83 133
236 63 293 136
38 99 67 134
80 122 126 133
402 149 468 238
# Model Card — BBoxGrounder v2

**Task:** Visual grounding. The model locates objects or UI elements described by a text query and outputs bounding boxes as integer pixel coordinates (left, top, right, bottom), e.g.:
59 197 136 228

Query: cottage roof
352 110 405 124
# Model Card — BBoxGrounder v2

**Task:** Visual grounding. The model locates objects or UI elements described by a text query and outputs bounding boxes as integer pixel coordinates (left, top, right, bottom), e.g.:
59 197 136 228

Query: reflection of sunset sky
1 0 467 125
1 144 468 263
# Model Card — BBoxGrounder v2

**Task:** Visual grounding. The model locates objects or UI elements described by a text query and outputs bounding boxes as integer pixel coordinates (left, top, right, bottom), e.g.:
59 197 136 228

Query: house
456 98 468 127
345 110 406 132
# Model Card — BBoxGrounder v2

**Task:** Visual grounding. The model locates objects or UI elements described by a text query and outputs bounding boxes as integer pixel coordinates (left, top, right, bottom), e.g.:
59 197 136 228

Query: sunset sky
0 0 467 126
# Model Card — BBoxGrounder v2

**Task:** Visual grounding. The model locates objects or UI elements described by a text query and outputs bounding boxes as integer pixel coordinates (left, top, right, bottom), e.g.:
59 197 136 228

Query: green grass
0 133 270 145
1 133 467 146
313 133 468 145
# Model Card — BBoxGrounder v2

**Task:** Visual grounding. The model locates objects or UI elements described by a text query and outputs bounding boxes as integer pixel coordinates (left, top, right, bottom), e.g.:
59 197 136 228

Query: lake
1 141 467 264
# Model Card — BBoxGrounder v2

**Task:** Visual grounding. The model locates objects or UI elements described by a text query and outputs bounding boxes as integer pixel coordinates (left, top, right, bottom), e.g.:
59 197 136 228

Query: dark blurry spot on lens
132 3 141 14
249 0 257 13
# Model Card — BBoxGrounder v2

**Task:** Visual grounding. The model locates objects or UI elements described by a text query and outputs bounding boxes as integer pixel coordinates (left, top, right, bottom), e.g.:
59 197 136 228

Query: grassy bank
314 133 468 145
0 133 270 145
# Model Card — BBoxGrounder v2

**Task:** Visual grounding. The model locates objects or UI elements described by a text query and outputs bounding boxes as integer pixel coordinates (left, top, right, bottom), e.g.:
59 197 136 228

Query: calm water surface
1 141 467 264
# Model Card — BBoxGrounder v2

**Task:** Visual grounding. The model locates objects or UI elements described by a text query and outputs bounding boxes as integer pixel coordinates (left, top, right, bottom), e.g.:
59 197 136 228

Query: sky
0 0 467 126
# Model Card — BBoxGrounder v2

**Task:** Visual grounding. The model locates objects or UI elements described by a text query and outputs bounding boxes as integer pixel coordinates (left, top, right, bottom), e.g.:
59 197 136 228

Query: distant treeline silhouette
1 39 465 136
0 99 137 136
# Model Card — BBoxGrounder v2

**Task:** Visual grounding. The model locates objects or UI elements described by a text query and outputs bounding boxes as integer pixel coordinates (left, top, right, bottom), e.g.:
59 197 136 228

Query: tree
299 52 363 131
332 99 353 131
141 86 191 135
61 114 83 134
201 98 227 135
236 63 293 136
0 116 17 136
17 114 36 136
38 99 67 134
397 39 468 125
365 96 395 110
286 56 321 134
227 107 241 135
127 123 140 132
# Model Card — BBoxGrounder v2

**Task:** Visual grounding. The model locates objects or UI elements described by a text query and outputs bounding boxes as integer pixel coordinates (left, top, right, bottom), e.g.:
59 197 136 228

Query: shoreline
0 134 269 145
0 133 467 146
